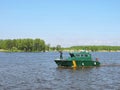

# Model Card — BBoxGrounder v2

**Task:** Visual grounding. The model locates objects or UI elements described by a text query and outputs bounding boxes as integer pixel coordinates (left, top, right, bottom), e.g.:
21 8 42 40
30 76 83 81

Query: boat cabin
68 51 92 61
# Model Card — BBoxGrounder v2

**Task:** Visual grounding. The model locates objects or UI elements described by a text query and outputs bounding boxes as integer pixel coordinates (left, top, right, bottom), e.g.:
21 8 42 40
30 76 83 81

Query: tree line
0 39 46 52
0 38 62 52
1 39 120 52
63 45 120 51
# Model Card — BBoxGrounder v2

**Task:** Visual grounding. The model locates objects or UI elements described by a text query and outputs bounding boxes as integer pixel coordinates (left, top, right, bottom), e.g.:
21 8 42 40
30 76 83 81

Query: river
0 52 120 90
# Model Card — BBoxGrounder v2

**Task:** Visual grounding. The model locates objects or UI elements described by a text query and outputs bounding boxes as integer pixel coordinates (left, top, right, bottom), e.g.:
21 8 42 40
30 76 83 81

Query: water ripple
0 52 120 90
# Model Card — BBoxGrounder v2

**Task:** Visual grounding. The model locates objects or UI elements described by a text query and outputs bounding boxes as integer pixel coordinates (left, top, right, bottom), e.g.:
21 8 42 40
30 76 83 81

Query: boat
54 51 100 68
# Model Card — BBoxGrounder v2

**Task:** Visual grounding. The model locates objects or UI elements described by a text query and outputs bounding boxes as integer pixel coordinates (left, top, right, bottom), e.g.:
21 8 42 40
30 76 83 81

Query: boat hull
54 60 100 67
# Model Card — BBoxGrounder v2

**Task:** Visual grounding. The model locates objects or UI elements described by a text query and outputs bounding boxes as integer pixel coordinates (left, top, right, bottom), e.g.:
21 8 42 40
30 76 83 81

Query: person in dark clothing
59 51 63 59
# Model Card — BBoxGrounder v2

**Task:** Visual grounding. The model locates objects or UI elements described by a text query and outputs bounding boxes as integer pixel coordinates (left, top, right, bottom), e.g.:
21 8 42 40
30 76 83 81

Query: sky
0 0 120 47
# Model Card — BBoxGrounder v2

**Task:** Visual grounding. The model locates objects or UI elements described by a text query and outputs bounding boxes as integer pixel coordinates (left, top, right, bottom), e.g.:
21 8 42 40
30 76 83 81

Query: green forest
0 39 47 52
0 38 62 52
64 46 120 52
0 38 120 52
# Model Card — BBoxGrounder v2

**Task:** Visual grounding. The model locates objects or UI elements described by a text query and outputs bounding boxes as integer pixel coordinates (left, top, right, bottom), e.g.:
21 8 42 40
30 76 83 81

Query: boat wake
101 64 120 67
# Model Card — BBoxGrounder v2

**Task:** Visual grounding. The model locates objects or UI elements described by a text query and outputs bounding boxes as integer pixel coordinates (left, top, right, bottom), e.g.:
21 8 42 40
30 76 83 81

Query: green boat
54 51 100 68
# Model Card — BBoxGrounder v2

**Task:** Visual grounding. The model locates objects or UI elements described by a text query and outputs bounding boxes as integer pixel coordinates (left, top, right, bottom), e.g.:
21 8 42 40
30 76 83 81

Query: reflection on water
0 52 120 90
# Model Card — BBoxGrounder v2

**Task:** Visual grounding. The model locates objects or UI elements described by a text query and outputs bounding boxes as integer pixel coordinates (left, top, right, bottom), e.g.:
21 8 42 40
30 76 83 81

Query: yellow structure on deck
72 60 77 68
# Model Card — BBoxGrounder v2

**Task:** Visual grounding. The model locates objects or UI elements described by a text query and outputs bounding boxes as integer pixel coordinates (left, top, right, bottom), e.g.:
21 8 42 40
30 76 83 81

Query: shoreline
0 49 120 52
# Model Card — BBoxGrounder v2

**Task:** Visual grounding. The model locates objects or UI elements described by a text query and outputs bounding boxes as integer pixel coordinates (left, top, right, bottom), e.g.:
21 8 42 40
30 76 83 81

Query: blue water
0 52 120 90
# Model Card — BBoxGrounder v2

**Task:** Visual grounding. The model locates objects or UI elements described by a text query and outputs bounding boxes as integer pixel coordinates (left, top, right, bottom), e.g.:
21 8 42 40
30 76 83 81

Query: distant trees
0 38 46 52
0 39 63 52
1 39 120 52
65 46 120 51
56 45 62 51
45 44 50 51
50 45 62 51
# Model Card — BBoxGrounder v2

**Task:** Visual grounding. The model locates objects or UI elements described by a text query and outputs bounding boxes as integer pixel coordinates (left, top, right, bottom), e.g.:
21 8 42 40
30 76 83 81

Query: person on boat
59 51 63 59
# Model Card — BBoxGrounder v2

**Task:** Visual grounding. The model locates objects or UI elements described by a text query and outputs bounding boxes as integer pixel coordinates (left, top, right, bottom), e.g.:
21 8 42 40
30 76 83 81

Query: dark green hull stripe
55 60 100 67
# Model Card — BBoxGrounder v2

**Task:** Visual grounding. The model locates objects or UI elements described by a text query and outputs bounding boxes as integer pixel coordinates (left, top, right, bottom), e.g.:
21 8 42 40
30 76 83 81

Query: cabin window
69 53 75 57
76 54 80 57
85 54 88 57
81 54 84 57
